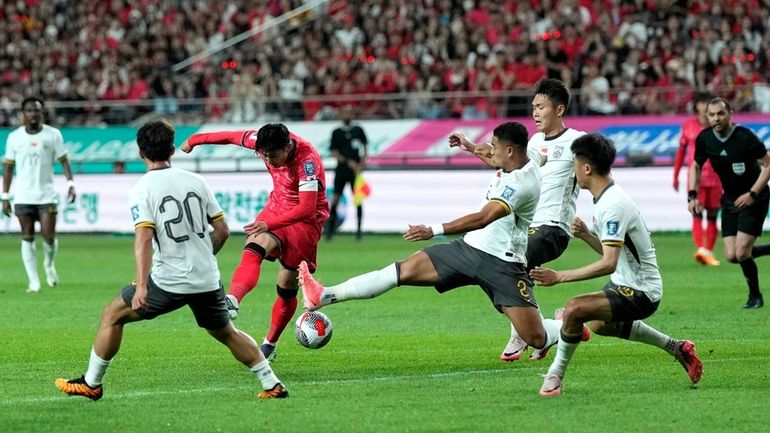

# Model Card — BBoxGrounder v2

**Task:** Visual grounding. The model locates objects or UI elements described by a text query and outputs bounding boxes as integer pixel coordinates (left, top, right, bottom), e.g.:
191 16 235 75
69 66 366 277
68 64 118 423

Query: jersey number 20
160 192 206 242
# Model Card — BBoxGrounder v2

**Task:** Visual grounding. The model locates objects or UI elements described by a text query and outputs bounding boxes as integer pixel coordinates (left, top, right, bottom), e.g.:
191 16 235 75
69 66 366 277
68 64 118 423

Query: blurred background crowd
1 0 769 126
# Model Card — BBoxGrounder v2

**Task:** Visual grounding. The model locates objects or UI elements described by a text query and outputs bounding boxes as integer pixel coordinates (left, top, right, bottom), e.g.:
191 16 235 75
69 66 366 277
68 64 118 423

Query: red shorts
260 210 323 272
698 185 722 210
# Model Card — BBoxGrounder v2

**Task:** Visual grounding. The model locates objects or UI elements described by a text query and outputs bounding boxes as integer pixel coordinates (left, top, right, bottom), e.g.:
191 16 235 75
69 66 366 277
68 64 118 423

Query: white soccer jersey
592 183 663 302
528 128 585 232
129 167 225 294
3 125 67 204
464 150 542 263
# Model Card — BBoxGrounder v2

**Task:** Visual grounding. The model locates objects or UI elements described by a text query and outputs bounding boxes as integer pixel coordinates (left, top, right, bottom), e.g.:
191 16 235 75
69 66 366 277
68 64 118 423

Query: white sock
546 334 580 377
43 238 58 267
321 263 398 306
628 321 677 355
262 337 275 347
84 348 112 386
510 310 545 339
250 359 280 390
21 240 40 287
542 318 562 348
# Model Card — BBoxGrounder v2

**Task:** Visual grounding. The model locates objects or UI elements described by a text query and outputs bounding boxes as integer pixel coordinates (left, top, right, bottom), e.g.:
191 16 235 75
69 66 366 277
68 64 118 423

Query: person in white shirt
530 133 702 396
297 122 564 355
2 97 76 293
54 120 289 400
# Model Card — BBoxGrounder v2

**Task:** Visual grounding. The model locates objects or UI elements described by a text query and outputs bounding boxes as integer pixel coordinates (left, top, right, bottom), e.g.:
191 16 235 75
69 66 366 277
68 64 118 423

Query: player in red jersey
181 124 329 360
673 93 722 266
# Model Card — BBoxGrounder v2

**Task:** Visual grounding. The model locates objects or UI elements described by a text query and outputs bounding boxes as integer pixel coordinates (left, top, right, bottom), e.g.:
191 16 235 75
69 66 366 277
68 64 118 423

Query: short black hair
534 78 570 111
707 97 732 112
492 121 529 150
255 123 290 155
137 120 175 162
571 133 616 176
21 96 44 110
692 91 714 107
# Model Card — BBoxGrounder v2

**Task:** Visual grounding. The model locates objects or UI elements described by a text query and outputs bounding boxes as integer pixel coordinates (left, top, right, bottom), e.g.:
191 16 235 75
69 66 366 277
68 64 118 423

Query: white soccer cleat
539 373 563 396
500 335 528 361
27 280 41 293
44 263 59 287
225 294 240 320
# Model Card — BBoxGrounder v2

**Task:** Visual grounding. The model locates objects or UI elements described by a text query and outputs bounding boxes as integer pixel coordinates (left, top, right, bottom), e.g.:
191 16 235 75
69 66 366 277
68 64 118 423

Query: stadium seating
0 0 767 126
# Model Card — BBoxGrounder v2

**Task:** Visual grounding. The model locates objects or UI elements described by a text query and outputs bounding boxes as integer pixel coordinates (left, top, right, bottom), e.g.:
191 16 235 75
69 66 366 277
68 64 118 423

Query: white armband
430 224 444 237
67 180 75 188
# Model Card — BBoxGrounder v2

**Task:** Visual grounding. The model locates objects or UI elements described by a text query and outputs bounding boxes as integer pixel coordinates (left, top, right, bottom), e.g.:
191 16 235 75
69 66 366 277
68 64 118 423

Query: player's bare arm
132 226 154 310
403 201 508 242
448 133 495 167
530 244 621 286
571 217 602 254
1 160 13 217
59 155 77 204
210 217 229 255
735 153 770 209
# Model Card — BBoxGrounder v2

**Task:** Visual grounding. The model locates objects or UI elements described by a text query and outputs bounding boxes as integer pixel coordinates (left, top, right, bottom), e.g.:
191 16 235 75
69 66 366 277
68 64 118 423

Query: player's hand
734 192 753 209
67 186 77 204
571 217 589 240
403 224 433 242
244 220 268 237
529 267 560 286
1 200 10 217
672 177 679 192
180 139 193 153
132 284 148 310
448 133 475 153
687 199 702 216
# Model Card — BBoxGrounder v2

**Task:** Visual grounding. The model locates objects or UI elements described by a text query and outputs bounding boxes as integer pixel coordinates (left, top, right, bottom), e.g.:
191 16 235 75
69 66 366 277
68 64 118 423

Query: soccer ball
294 311 333 349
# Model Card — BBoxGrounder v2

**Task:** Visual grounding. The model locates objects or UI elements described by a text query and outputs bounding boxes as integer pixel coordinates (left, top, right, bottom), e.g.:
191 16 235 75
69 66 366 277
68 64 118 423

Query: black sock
739 258 761 297
752 244 770 258
356 205 363 237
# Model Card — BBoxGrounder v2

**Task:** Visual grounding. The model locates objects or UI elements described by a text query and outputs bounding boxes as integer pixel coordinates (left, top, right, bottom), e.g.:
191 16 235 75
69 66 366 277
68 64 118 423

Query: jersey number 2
160 192 206 242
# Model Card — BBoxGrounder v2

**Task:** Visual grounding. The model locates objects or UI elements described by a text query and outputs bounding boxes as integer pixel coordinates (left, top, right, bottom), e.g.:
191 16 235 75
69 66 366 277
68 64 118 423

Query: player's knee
276 285 298 299
725 252 739 263
736 251 752 262
590 321 616 336
563 298 589 324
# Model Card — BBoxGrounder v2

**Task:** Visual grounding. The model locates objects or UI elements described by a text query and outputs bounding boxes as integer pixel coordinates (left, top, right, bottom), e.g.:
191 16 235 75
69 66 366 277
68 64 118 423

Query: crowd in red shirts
0 0 768 126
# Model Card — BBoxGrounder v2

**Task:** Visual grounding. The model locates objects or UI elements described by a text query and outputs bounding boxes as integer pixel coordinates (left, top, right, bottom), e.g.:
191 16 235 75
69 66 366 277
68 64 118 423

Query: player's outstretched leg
55 376 103 400
227 243 267 319
43 239 59 287
529 308 591 361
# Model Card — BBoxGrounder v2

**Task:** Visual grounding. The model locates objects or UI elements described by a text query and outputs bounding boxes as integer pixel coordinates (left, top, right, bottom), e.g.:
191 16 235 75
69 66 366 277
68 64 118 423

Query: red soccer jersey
187 130 329 228
679 118 721 187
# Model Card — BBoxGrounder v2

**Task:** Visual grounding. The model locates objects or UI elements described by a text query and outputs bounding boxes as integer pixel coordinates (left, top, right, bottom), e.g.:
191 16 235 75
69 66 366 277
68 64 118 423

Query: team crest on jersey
732 162 745 175
606 220 619 236
131 205 140 221
553 145 563 159
501 186 516 200
303 161 316 176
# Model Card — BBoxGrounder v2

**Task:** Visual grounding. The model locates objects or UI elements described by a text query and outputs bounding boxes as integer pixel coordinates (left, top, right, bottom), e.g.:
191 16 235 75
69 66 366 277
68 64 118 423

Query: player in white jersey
2 97 76 293
55 120 288 400
297 122 564 356
530 133 702 396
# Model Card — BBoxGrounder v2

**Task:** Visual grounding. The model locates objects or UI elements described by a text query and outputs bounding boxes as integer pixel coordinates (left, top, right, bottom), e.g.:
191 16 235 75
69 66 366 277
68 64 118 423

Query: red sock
706 219 718 251
266 292 298 343
692 216 704 249
229 249 264 302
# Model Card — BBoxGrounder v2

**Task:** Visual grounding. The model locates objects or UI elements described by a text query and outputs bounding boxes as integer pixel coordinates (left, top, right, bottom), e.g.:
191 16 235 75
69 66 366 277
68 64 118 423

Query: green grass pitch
0 233 768 433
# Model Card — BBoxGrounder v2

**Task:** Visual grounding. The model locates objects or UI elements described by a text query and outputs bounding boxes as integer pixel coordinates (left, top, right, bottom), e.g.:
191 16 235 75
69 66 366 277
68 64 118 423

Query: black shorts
14 203 57 220
120 276 230 330
526 225 571 270
333 168 356 196
603 281 659 323
423 239 538 312
720 194 769 237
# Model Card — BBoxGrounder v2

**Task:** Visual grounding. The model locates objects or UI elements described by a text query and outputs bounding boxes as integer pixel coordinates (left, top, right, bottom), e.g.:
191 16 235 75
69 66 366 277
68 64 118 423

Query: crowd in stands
1 0 769 126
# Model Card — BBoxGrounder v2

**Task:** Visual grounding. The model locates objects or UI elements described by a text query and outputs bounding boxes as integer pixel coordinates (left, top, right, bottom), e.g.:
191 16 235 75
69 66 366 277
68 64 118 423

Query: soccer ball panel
294 311 333 349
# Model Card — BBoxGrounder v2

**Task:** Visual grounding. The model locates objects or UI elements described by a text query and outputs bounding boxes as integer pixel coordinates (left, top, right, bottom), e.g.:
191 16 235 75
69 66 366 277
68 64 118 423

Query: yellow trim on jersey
602 240 624 247
210 211 225 222
3 159 14 164
489 198 512 215
134 222 156 229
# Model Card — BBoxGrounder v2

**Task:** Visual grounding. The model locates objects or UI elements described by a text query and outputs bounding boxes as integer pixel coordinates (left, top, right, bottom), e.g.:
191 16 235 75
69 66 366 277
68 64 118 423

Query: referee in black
689 97 770 308
326 105 368 241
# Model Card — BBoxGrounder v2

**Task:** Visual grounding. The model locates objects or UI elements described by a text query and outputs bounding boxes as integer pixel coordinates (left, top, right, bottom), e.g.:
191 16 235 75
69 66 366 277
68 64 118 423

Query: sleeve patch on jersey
303 161 316 176
131 205 140 222
501 186 516 200
606 221 619 236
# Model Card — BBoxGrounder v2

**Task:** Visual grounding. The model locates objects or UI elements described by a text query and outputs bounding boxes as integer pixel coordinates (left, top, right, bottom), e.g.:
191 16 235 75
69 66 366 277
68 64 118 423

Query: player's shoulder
597 183 634 210
563 128 586 140
7 126 27 139
733 124 758 138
